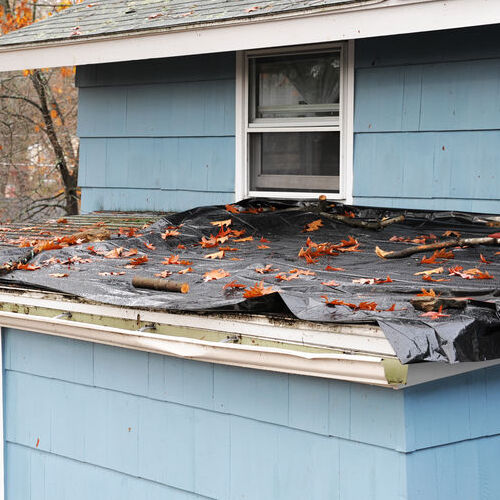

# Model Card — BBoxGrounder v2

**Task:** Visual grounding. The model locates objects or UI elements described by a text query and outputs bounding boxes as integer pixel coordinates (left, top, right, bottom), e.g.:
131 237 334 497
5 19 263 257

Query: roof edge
0 0 498 71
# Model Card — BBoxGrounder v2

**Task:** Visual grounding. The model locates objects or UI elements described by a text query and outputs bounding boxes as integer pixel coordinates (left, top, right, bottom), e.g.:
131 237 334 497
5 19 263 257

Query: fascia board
0 0 498 71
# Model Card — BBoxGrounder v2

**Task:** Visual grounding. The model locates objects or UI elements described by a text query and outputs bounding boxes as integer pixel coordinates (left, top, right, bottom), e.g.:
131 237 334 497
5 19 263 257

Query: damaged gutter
0 291 405 387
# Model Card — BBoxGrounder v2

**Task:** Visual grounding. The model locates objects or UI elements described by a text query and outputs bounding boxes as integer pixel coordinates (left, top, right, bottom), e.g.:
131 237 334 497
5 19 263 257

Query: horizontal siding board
6 444 210 500
355 25 500 69
79 137 235 192
355 60 500 133
405 436 500 500
353 131 500 201
76 53 236 88
80 187 235 213
3 328 93 385
78 80 235 138
352 196 500 214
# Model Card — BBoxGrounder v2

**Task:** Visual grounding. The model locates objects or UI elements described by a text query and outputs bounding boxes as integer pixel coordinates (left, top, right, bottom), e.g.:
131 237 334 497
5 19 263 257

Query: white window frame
235 41 354 202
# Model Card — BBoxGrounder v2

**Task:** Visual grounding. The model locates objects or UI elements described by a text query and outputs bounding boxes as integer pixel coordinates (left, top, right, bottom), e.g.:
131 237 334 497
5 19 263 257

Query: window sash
244 44 346 196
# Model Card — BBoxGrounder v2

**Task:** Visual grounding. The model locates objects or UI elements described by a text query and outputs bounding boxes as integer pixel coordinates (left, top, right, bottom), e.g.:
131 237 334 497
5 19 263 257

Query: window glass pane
250 51 340 120
250 132 340 192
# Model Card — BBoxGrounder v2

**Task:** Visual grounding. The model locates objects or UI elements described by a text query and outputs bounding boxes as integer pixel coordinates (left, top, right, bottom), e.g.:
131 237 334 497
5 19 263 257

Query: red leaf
257 244 270 249
126 255 148 267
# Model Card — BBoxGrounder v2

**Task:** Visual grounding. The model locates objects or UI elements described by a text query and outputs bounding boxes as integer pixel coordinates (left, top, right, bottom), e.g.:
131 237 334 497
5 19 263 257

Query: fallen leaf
16 263 41 270
421 249 455 264
260 237 270 243
49 273 68 278
143 242 156 250
177 244 186 250
204 250 225 259
423 275 450 282
325 265 344 271
255 264 279 274
322 296 378 311
243 281 275 298
203 269 230 282
353 276 392 285
443 230 461 238
275 273 299 282
416 288 437 297
234 236 253 242
304 219 323 232
178 267 193 275
162 229 180 239
155 270 172 278
122 248 138 257
420 306 450 319
480 254 492 264
211 219 232 227
289 269 316 276
126 255 148 267
321 280 340 287
223 280 246 290
257 244 270 249
219 246 238 252
225 204 240 214
57 217 68 224
414 267 444 276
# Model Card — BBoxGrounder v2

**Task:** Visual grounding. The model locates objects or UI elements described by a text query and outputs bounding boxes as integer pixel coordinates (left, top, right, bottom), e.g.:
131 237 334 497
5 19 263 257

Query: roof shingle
0 0 366 47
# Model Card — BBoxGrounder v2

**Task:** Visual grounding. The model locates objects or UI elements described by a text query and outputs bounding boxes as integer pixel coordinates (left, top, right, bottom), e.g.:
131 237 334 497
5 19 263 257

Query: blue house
0 1 499 498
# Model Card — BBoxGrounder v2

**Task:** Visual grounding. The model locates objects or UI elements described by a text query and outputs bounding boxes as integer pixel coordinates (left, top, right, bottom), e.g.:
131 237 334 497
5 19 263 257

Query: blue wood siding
353 27 500 213
76 54 236 213
5 329 500 498
4 328 409 500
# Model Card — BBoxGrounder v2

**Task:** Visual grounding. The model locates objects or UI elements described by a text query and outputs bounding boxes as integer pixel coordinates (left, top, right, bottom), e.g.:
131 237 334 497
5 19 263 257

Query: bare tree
0 0 80 220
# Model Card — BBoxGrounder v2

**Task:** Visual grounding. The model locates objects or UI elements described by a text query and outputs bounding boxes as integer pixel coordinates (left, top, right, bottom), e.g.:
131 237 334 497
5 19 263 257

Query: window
241 44 350 198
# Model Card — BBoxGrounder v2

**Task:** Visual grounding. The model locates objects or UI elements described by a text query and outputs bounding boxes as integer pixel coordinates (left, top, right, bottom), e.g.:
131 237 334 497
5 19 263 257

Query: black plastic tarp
0 199 499 364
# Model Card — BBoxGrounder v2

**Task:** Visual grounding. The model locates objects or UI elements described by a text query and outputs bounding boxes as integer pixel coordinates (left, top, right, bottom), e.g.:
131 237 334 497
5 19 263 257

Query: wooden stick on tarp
132 276 189 294
376 237 500 259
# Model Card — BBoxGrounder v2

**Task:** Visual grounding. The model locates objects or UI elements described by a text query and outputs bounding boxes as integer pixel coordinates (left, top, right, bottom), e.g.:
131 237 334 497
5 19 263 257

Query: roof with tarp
0 199 498 365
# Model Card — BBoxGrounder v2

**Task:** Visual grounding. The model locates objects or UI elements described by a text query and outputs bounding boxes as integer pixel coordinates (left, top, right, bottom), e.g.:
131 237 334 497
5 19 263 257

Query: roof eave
0 0 499 71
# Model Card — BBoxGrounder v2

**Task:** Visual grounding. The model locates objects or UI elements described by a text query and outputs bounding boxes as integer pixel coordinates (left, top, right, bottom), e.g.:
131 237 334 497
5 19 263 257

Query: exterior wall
353 26 500 213
76 53 236 213
3 329 407 500
5 328 500 499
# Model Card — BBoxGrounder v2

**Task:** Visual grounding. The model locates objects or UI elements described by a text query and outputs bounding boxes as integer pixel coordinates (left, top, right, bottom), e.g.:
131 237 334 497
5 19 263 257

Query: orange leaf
275 273 299 282
155 270 172 278
423 275 450 282
325 265 344 271
178 267 193 275
122 248 138 258
289 269 316 276
480 254 491 264
321 280 340 287
162 255 180 265
162 229 180 239
416 288 437 297
200 235 219 248
257 244 270 249
225 204 240 214
203 269 230 282
177 244 186 250
443 230 461 238
234 236 253 242
243 281 275 298
223 280 246 290
16 263 41 271
126 255 148 267
414 267 444 276
255 264 279 274
303 219 323 232
204 250 225 259
50 109 58 119
143 242 156 250
211 219 232 227
104 247 124 259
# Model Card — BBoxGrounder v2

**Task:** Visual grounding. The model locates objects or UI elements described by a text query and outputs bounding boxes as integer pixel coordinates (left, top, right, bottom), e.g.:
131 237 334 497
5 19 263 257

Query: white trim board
0 0 499 71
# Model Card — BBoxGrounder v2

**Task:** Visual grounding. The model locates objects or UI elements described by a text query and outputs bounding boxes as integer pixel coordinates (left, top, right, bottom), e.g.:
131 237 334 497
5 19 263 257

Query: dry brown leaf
414 267 444 276
204 250 225 259
211 219 232 227
203 269 230 282
375 246 393 259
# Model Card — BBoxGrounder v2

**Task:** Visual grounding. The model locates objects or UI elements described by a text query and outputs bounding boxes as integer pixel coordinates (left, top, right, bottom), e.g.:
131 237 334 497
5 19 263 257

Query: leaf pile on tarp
0 198 499 364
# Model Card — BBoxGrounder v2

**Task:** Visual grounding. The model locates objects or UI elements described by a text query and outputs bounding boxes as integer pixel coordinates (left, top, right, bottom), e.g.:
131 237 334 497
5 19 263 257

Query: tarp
0 199 499 364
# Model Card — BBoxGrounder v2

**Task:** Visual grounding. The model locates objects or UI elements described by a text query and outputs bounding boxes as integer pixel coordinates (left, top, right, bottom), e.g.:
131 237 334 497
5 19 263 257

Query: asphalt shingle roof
0 0 367 47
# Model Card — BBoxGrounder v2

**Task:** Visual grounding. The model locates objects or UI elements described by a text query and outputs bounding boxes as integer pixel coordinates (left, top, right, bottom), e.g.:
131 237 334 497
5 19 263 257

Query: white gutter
0 328 4 500
0 291 395 356
0 310 395 386
0 0 499 71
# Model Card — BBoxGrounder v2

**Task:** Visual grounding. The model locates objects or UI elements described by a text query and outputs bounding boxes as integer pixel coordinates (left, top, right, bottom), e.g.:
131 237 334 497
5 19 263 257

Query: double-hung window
242 44 348 198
